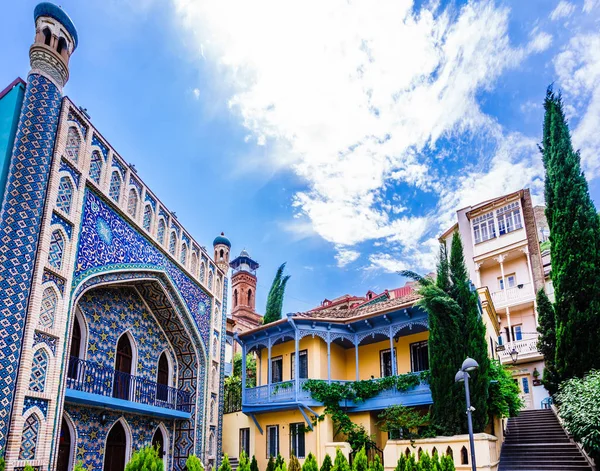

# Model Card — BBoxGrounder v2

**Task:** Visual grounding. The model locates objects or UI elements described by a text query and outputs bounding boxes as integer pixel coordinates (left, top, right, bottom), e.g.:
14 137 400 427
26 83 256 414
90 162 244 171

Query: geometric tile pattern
48 230 65 270
56 176 73 214
182 233 190 246
19 414 40 460
42 269 66 295
109 171 121 202
38 287 58 329
216 277 228 466
129 175 142 194
157 219 166 245
180 244 187 266
158 206 169 221
145 192 156 211
58 159 81 188
74 189 212 345
112 156 126 178
65 126 81 163
127 188 138 217
67 109 87 139
143 204 153 232
23 396 49 418
29 348 49 392
65 405 175 471
171 223 180 237
91 133 108 159
0 73 61 449
50 212 73 239
208 271 213 290
89 151 103 184
33 330 58 355
200 261 206 284
169 232 177 256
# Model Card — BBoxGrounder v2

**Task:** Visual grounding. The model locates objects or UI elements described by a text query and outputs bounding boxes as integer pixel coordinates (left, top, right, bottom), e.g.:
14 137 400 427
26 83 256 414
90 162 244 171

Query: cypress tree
264 263 291 324
541 89 600 379
320 454 333 471
536 288 559 395
251 456 260 471
436 242 451 294
448 233 490 432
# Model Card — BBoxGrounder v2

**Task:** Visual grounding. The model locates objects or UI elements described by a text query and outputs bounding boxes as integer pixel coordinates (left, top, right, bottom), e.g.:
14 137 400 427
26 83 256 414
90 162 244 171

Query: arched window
405 448 410 458
169 232 177 256
57 416 74 471
180 244 187 266
48 230 65 270
19 414 40 459
143 205 153 232
152 427 165 458
109 171 122 202
417 447 422 458
208 431 215 456
200 262 206 283
113 334 133 400
56 176 73 214
65 127 80 163
157 219 166 244
210 398 216 422
431 447 438 459
461 446 468 465
446 446 453 462
89 151 103 184
156 352 169 402
191 252 198 276
233 290 238 307
247 289 252 306
219 249 224 260
208 271 213 290
213 334 218 358
39 286 58 329
104 420 128 471
216 278 222 297
57 37 67 55
127 189 138 217
29 348 49 392
67 315 83 380
43 27 52 46
212 366 218 389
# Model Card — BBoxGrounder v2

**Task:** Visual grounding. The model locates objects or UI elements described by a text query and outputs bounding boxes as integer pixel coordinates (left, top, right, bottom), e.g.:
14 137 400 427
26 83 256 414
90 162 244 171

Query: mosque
0 3 235 470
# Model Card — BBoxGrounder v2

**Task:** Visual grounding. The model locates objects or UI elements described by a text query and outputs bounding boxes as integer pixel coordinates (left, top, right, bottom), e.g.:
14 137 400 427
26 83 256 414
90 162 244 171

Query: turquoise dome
213 232 231 248
34 2 78 49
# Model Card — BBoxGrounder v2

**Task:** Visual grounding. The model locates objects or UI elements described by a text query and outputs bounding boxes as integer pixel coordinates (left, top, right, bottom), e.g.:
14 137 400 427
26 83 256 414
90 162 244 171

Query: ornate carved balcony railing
497 335 542 363
491 282 534 308
66 356 191 412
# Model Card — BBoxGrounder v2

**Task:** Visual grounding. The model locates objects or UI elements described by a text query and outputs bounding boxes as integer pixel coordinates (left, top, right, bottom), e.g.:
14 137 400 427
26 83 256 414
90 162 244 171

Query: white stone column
495 254 512 343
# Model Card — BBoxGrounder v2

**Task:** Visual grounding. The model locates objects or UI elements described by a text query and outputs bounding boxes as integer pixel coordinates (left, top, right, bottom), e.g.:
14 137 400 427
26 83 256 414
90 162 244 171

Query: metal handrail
66 356 191 412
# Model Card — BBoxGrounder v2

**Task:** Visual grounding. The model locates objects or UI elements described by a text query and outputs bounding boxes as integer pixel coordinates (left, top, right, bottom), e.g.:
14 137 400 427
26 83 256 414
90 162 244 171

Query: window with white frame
498 274 516 290
271 356 283 383
496 201 523 235
291 350 308 379
266 425 279 458
289 423 306 458
472 212 496 244
410 341 429 372
379 348 396 377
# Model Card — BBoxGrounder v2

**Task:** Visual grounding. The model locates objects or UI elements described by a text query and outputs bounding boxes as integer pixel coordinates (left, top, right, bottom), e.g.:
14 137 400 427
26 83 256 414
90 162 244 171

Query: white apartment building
441 189 550 410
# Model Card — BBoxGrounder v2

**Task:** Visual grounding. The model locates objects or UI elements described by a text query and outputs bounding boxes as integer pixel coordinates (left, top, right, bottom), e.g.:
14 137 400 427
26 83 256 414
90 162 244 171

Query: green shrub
125 446 164 471
23 466 34 471
302 453 319 471
332 449 350 471
352 447 367 471
74 462 86 471
393 454 405 471
288 455 301 471
238 453 251 471
219 455 233 471
440 454 455 471
368 455 383 471
275 453 286 471
0 452 5 471
186 455 204 471
266 455 276 471
251 455 260 471
320 454 333 471
416 452 432 471
556 370 600 463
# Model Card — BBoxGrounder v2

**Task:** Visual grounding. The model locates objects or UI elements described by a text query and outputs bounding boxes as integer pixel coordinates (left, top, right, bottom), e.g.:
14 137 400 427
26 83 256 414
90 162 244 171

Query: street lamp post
455 357 479 471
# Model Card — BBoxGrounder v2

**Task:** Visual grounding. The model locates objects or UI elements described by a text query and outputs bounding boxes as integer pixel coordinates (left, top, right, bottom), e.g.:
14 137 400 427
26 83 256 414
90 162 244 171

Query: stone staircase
499 409 592 471
229 457 239 471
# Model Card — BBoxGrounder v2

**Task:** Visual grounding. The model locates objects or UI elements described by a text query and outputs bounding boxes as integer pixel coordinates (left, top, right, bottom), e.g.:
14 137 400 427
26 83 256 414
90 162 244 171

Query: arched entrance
152 427 165 458
113 334 133 400
104 421 128 471
56 417 72 471
67 315 82 380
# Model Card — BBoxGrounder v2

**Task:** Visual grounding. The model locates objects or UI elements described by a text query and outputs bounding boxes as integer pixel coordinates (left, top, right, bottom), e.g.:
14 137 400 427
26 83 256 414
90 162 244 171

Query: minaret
0 2 77 450
213 232 231 274
229 249 262 332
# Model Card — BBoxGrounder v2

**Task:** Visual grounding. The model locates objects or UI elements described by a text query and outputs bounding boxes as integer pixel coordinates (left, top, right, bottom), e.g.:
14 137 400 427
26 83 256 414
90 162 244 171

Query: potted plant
532 368 541 386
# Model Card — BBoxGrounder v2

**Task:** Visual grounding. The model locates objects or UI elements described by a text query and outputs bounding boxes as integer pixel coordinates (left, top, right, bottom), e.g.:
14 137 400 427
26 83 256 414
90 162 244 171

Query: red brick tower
229 249 262 335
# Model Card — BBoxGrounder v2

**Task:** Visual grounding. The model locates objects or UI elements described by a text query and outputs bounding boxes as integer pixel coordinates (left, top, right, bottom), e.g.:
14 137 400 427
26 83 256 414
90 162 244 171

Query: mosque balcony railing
66 356 192 413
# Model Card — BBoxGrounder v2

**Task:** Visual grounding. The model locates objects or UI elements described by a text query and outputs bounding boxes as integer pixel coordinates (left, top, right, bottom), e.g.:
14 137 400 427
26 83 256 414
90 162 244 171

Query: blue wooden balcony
65 357 192 419
242 375 432 413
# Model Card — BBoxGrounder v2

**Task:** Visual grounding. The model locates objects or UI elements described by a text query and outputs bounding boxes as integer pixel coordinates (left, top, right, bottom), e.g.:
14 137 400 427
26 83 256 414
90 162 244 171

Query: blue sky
2 0 600 314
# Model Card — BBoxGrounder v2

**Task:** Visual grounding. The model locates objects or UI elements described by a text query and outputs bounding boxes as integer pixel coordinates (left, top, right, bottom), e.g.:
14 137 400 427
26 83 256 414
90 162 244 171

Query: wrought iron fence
66 356 191 412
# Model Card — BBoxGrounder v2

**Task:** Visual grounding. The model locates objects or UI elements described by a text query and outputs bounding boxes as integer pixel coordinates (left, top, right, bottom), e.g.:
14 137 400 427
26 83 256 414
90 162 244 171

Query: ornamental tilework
182 233 190 246
89 151 103 184
112 156 126 177
109 170 122 202
0 73 61 449
171 223 180 236
56 176 73 214
33 330 58 355
145 193 157 211
216 276 228 466
143 204 153 232
130 174 142 194
158 207 169 221
23 397 49 418
65 405 175 471
38 287 58 329
65 126 81 163
58 158 81 187
29 348 49 392
67 109 87 138
157 218 166 244
48 230 65 270
19 414 40 460
51 211 73 239
91 133 108 159
42 269 66 294
77 287 176 384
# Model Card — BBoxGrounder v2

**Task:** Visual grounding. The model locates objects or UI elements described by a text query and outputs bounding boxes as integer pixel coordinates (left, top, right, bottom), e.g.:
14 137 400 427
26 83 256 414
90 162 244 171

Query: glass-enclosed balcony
65 357 192 419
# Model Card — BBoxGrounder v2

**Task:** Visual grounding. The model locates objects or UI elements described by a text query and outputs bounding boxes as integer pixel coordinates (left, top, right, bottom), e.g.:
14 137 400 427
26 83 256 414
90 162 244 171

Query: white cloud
193 88 201 99
171 0 550 271
335 247 361 267
554 34 600 178
583 0 598 12
550 1 576 20
367 253 409 273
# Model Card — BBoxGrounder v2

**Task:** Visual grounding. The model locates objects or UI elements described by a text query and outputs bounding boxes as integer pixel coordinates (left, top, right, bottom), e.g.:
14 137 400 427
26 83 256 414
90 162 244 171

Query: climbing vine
302 372 429 452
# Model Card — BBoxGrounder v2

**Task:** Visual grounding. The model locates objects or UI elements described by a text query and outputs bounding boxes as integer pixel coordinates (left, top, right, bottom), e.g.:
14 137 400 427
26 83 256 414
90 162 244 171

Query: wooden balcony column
389 325 397 376
241 342 247 404
494 253 513 343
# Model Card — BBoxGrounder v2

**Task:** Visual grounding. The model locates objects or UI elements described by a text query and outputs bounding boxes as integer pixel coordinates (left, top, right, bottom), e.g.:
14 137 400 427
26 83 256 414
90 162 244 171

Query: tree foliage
274 453 286 471
251 456 260 471
536 288 559 395
377 405 430 441
186 455 204 471
239 452 251 471
487 360 523 418
368 455 383 471
352 447 368 471
125 446 164 471
541 88 600 380
288 455 301 471
332 449 350 471
556 370 600 463
302 453 319 471
320 454 333 471
392 452 454 471
233 352 257 387
266 456 276 471
264 263 291 324
219 455 233 471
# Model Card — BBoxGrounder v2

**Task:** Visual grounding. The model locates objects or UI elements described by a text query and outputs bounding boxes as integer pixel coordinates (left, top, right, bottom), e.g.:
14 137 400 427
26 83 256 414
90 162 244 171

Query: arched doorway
156 352 169 402
152 427 165 458
56 417 72 471
113 334 133 400
104 421 127 471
